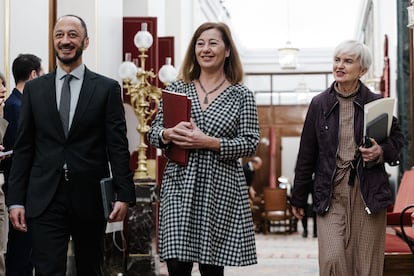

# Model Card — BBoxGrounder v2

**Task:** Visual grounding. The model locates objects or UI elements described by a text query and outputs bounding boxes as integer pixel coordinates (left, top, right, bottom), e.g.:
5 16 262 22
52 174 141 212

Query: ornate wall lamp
119 23 177 180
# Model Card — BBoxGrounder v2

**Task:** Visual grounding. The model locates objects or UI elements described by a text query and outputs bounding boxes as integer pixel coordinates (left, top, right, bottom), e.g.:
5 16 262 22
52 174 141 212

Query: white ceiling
223 0 362 50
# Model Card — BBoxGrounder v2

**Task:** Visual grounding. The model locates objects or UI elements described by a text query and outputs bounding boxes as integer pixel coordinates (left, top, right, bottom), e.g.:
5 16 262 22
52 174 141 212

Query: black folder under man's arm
100 177 115 219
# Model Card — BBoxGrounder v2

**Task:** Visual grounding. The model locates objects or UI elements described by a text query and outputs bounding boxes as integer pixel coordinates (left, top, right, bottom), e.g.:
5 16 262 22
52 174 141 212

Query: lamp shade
278 41 299 70
134 23 153 49
158 57 178 84
118 61 138 80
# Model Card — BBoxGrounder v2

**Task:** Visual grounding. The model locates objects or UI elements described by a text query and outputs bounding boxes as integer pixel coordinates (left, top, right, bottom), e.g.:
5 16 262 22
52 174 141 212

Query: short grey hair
333 40 372 70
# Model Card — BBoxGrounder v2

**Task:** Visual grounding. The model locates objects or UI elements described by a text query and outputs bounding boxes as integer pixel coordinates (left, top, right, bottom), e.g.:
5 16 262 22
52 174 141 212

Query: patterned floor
159 222 319 276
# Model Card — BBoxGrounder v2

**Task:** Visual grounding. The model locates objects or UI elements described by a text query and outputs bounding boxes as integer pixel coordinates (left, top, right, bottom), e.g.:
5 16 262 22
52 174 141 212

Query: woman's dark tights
166 259 224 276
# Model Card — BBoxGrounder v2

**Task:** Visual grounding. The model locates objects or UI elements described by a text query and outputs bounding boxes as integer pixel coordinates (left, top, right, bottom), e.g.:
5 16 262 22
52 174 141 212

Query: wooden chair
261 187 294 234
384 170 414 275
398 205 414 254
383 203 414 276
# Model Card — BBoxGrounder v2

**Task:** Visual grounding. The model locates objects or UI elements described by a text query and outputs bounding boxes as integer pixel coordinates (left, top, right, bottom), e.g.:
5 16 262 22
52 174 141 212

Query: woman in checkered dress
148 22 259 276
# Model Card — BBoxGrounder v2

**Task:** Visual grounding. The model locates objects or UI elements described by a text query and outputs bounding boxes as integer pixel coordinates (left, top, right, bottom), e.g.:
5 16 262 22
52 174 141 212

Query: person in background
300 184 317 238
6 15 135 275
148 22 260 276
0 72 10 276
243 156 262 199
290 40 404 275
3 54 44 276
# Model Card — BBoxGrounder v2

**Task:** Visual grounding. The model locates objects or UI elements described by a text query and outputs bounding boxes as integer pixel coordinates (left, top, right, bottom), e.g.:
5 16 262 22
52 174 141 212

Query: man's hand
108 201 129 223
0 145 4 161
9 207 27 232
292 206 305 220
249 186 256 199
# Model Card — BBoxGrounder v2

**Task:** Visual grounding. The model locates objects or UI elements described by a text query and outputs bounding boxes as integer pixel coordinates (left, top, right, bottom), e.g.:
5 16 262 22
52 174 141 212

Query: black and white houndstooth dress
148 80 259 266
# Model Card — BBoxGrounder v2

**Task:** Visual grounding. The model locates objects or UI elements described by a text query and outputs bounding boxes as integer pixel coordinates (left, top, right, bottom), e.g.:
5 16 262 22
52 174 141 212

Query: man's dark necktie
59 74 73 137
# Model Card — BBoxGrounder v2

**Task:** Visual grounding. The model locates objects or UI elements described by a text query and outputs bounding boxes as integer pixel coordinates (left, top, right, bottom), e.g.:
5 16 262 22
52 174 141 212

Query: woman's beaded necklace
198 79 226 104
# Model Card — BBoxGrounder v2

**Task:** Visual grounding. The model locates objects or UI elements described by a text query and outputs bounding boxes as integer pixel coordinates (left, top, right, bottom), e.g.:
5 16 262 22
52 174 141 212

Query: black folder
364 113 388 168
100 177 115 219
366 112 388 144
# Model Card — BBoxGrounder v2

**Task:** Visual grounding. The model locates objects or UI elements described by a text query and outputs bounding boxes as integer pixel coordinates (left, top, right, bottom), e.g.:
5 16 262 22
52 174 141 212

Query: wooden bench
384 170 414 275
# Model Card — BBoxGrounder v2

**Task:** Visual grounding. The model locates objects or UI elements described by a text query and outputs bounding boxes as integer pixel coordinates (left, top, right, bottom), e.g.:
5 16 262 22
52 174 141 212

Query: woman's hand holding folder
358 138 383 163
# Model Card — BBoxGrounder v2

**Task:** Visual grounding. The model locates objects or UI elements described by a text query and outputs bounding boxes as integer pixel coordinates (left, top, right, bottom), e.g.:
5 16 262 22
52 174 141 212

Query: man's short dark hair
58 14 88 38
12 54 42 85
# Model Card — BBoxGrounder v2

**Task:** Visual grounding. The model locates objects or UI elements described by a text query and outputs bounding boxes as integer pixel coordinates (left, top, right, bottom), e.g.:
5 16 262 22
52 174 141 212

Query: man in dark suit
243 156 262 198
3 53 44 276
6 14 135 275
0 72 11 276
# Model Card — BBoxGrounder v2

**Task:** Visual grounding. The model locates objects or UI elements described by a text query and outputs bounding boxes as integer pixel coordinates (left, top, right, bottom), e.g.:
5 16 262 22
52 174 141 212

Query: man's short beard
56 47 83 65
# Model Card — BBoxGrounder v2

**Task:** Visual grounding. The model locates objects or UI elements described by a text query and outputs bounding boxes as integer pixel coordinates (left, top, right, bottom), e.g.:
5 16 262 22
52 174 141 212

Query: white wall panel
0 0 7 84
1 0 48 88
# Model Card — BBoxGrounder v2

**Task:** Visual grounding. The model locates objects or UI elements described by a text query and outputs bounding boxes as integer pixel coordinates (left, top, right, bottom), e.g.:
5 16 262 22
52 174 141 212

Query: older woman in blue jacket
291 40 404 276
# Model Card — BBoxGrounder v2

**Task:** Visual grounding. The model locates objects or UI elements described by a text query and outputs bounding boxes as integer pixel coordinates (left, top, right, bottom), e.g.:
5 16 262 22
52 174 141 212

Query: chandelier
278 0 299 69
278 41 299 70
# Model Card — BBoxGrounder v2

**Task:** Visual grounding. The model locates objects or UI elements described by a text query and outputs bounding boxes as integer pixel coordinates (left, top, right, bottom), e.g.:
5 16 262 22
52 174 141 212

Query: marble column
126 180 159 276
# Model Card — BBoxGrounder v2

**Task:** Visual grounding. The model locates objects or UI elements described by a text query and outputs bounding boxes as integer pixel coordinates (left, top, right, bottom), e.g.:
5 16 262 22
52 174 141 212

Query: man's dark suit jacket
243 162 255 187
2 88 22 195
6 67 135 219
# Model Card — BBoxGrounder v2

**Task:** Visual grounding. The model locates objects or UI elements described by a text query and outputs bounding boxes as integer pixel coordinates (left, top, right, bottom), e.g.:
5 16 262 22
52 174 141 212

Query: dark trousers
28 177 106 276
5 223 33 276
301 204 317 235
166 259 224 276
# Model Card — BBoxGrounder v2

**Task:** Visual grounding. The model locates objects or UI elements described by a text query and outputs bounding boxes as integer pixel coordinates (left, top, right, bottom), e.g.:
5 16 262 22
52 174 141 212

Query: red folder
162 90 192 165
